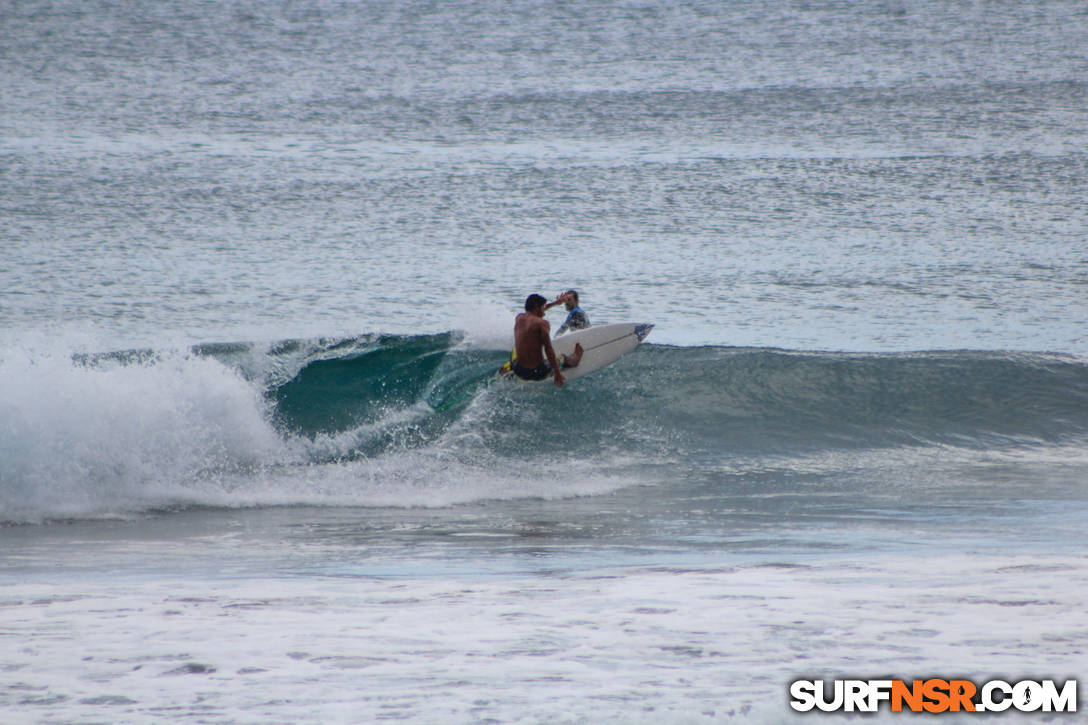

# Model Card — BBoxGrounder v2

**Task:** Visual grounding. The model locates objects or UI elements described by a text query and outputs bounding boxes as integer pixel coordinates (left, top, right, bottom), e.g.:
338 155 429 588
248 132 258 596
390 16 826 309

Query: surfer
511 293 583 386
555 289 590 335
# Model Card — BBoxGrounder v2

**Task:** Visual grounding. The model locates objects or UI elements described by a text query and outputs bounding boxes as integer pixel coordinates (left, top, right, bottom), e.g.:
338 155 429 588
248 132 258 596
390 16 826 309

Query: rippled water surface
2 1 1087 722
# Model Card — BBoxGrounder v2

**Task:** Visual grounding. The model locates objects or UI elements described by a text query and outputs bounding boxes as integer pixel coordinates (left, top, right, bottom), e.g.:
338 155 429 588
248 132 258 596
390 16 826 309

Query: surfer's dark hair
525 294 548 311
565 289 579 303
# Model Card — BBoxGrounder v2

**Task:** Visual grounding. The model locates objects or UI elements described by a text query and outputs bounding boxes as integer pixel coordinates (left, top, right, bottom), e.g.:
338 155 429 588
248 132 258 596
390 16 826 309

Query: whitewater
3 0 1088 722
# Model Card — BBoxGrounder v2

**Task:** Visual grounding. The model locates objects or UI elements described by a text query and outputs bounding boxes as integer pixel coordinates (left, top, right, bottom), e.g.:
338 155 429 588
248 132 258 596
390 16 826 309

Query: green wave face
270 333 457 436
211 335 1088 462
67 334 1088 463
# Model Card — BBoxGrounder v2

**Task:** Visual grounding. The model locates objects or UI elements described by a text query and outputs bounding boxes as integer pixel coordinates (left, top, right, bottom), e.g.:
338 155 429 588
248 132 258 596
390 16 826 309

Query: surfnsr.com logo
789 679 1078 713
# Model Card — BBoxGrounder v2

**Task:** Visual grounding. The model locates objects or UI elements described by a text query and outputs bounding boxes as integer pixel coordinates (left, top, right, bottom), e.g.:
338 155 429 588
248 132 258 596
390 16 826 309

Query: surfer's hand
553 372 566 387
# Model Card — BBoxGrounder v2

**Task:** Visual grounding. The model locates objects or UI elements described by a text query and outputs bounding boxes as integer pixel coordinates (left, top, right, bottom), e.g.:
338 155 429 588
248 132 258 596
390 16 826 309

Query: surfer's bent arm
544 292 573 311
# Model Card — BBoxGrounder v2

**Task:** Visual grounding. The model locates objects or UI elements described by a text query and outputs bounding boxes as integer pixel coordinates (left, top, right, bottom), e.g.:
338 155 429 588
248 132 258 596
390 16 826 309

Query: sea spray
0 346 283 523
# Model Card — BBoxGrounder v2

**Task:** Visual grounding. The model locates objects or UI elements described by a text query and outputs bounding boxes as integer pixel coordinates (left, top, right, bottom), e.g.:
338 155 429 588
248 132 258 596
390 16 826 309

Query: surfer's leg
561 343 583 368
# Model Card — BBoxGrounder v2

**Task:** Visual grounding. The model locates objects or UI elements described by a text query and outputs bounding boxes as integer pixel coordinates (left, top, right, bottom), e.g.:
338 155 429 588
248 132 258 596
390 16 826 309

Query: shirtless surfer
510 293 583 387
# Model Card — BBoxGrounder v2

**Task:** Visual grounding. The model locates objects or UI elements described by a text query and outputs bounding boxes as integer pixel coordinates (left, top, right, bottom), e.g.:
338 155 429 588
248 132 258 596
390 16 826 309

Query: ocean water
2 0 1087 722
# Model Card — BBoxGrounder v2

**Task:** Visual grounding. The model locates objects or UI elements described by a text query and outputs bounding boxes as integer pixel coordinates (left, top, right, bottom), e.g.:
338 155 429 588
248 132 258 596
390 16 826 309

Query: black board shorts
512 362 551 381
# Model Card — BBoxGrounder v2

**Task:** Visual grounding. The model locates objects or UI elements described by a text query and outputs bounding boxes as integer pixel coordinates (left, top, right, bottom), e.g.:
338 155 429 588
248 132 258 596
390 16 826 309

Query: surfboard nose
634 324 654 342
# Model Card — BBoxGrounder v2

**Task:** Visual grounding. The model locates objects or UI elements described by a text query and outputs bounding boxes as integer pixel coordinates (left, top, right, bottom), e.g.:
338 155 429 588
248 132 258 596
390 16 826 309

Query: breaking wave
2 333 1086 523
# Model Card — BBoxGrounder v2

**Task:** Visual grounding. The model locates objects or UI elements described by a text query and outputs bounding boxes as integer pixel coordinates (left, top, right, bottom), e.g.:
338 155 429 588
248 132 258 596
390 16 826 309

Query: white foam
0 345 285 523
2 552 1084 723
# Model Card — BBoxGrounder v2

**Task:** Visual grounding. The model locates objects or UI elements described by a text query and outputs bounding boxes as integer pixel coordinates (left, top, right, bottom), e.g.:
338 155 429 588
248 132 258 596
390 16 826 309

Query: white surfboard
505 322 653 383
